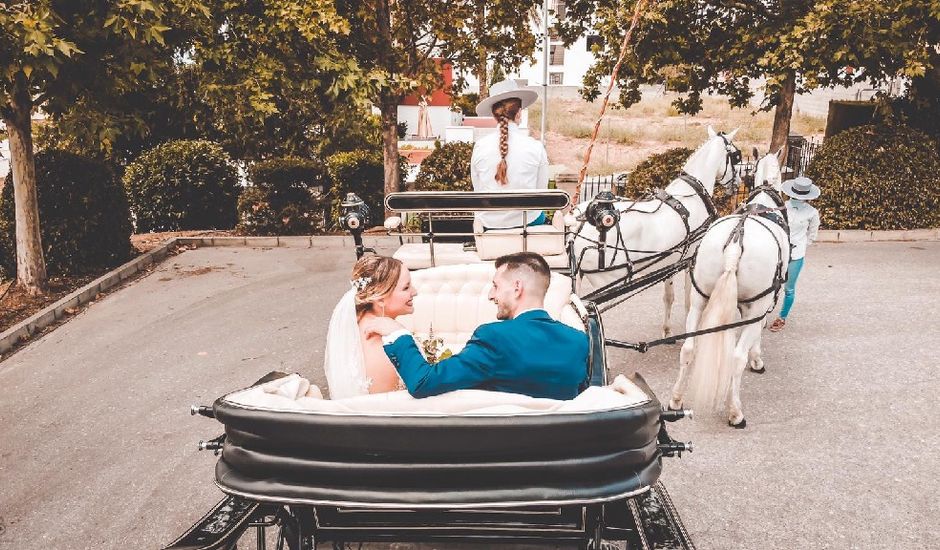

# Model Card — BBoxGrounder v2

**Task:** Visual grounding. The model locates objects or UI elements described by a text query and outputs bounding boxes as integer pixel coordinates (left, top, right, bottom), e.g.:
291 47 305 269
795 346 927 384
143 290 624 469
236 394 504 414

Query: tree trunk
769 70 796 165
2 75 46 295
379 94 401 216
477 57 489 99
473 1 488 99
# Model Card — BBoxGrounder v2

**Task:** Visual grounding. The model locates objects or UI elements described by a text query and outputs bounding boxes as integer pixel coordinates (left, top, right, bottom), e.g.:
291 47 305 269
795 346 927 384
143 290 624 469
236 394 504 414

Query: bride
324 255 417 398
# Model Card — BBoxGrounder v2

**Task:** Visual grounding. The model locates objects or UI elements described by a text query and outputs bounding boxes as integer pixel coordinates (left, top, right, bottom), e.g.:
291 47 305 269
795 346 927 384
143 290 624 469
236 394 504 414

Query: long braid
491 98 521 186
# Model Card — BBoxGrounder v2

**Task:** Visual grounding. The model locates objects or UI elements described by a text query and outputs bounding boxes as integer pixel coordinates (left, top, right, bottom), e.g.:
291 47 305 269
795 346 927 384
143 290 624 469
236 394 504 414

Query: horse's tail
687 239 741 413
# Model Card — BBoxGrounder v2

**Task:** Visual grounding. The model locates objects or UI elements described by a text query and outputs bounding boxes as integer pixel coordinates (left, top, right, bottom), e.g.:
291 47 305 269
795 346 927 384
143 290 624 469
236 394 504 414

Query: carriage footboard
162 495 266 550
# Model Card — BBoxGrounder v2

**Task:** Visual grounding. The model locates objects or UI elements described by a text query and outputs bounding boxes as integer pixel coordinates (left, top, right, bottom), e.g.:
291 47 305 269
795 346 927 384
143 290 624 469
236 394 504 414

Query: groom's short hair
495 252 550 293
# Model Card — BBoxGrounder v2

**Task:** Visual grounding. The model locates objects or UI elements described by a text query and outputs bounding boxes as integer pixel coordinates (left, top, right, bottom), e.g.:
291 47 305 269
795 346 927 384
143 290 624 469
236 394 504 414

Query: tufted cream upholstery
393 242 482 269
472 214 568 260
395 263 585 354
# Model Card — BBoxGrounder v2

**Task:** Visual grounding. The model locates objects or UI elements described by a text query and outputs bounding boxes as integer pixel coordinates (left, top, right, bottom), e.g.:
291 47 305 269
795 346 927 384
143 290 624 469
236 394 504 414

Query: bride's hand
362 317 406 338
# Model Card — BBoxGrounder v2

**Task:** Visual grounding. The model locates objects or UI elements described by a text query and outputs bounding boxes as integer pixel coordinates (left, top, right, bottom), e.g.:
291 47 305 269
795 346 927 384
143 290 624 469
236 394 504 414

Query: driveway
0 240 936 549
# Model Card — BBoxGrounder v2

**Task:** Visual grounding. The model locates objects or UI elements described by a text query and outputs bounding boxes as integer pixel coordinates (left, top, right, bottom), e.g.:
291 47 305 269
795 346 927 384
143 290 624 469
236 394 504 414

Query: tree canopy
1 0 207 292
560 0 940 148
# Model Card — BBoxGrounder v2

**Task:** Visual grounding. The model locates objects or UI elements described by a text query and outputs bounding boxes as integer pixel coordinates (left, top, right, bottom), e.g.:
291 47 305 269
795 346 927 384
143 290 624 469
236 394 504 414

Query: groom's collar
512 308 549 320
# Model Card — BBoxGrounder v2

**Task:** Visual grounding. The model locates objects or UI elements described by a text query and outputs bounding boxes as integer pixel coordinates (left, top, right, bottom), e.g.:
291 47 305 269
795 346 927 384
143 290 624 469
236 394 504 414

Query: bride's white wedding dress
324 289 409 398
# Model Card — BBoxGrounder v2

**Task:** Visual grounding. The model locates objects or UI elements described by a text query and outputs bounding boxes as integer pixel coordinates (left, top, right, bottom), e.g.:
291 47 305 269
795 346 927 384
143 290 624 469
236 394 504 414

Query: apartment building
460 1 600 94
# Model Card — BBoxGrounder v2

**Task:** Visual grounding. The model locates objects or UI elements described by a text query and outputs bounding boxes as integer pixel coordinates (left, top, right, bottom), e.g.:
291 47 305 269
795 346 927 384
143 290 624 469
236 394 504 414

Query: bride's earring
379 302 386 317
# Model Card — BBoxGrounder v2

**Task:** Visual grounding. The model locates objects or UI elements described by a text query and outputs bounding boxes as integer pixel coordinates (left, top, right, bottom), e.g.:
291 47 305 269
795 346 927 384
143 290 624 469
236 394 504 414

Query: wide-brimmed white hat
781 176 820 200
475 79 539 117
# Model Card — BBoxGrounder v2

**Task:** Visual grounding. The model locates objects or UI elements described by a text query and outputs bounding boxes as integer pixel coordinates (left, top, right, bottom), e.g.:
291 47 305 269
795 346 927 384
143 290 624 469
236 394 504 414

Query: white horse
668 149 788 428
569 126 742 337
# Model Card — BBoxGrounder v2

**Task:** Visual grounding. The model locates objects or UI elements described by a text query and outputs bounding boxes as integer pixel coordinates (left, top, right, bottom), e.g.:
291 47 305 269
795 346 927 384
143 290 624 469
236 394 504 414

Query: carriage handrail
385 190 570 213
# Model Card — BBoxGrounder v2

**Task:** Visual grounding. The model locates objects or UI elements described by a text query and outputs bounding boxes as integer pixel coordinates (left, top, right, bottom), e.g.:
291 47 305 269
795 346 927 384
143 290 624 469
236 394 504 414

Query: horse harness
688 189 789 306
570 171 719 279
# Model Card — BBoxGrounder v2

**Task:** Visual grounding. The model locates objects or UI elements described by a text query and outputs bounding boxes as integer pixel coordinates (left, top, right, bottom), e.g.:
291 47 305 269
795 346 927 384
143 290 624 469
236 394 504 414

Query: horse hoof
667 403 683 412
750 366 766 374
729 418 747 429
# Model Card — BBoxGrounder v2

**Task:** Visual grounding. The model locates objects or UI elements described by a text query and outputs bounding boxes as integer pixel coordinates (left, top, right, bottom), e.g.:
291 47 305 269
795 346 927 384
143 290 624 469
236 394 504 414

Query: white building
460 1 599 96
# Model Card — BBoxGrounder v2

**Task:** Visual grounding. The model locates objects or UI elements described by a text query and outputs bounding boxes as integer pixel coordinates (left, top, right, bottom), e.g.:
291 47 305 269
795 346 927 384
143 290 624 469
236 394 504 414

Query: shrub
625 147 693 197
451 93 479 116
413 141 473 192
237 158 329 235
0 150 132 277
625 146 739 215
805 124 940 229
123 140 239 232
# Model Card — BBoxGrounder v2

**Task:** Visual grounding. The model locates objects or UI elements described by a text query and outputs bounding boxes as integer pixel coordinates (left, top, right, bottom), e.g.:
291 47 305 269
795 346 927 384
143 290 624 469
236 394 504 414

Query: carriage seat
391 215 569 270
394 263 584 354
392 242 482 270
213 372 662 508
472 213 568 262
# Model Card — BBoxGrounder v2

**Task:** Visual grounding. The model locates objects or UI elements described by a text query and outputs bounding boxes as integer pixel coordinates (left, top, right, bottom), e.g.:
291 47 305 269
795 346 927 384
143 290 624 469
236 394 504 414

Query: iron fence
785 136 820 178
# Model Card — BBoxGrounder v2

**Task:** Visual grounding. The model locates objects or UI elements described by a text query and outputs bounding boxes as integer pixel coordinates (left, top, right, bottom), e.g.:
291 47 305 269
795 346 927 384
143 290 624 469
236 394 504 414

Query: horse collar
678 172 718 221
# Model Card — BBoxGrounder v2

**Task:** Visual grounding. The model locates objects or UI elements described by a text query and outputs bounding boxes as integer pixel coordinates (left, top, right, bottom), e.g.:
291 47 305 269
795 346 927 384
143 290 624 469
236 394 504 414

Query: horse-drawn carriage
164 260 694 550
164 128 791 550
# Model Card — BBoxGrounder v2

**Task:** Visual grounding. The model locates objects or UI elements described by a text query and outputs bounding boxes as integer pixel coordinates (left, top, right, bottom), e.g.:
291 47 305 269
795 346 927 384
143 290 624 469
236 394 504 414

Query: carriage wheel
276 506 316 550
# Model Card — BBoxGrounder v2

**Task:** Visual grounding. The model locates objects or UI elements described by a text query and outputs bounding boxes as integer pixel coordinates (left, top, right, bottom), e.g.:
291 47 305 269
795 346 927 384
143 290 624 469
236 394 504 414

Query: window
549 44 565 66
549 72 564 85
549 0 566 38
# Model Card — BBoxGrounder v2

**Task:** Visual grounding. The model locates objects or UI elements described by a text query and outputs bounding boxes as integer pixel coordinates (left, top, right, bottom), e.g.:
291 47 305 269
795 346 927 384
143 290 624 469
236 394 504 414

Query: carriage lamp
585 191 620 230
340 193 375 259
340 193 371 232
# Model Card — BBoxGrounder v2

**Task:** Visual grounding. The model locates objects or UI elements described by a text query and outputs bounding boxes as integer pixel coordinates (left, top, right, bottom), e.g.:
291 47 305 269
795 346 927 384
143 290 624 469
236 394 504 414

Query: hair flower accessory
351 276 372 292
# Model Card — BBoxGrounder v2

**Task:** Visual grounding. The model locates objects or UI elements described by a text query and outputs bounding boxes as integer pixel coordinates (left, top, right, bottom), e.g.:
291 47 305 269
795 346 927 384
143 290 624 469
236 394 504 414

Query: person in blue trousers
770 177 821 332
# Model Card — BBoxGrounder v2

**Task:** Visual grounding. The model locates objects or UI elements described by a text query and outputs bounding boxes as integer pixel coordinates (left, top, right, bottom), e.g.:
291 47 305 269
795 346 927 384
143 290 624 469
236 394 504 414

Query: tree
185 0 378 162
334 0 545 208
36 1 378 167
449 0 541 99
561 0 940 155
0 0 207 294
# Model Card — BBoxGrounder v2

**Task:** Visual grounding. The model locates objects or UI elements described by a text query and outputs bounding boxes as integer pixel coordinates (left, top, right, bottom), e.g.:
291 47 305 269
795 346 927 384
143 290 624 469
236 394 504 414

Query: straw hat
781 176 820 200
475 79 539 117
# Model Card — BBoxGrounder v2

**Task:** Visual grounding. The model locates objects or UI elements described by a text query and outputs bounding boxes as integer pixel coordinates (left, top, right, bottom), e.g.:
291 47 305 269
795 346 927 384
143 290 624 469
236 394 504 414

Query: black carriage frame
166 301 694 550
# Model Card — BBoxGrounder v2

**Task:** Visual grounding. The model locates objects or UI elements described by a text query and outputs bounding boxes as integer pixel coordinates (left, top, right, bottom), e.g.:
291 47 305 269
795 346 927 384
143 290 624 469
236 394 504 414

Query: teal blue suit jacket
383 310 589 400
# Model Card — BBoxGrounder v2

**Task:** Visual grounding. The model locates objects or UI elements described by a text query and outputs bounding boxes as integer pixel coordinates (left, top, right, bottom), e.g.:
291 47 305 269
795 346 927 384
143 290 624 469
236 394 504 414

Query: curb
0 234 421 356
2 229 936 355
0 240 175 355
816 229 940 243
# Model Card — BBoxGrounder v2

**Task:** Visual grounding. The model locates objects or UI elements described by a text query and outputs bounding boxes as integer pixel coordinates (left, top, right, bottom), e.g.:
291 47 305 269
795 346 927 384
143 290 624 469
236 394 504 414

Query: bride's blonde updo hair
351 255 403 317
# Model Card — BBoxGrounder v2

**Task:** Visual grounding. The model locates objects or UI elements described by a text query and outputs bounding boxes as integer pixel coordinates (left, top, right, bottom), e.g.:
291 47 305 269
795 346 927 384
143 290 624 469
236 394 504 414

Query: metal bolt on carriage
164 191 698 550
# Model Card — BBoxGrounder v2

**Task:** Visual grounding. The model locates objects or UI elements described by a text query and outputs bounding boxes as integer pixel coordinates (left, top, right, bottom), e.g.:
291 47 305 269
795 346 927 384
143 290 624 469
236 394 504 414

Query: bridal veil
323 289 371 398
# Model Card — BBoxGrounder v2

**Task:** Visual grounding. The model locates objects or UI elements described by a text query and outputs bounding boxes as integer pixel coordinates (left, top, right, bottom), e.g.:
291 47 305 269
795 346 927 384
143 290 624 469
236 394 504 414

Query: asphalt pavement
0 240 937 549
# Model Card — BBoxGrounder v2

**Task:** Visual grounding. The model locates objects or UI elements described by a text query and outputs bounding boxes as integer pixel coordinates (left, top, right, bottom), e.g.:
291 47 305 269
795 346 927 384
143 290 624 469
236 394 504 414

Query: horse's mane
682 135 719 173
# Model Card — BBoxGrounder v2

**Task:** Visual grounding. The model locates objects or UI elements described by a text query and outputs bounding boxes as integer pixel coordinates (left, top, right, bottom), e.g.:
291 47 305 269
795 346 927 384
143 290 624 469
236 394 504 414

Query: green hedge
123 140 239 232
414 141 473 191
326 151 408 227
0 150 132 277
625 147 693 197
627 146 737 215
805 124 940 229
237 158 329 235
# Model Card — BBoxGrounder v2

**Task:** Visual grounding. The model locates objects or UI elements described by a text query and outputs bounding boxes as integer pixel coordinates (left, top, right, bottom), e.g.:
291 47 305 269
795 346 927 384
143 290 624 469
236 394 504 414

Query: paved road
0 241 937 549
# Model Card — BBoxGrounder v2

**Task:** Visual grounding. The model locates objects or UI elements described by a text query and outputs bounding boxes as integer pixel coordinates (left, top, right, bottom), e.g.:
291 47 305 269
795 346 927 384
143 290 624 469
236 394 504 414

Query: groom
363 252 589 400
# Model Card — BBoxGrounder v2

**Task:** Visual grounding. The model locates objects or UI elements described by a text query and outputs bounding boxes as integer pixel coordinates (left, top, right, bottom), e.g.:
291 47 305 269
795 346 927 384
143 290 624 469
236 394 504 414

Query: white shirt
471 122 549 229
786 199 820 260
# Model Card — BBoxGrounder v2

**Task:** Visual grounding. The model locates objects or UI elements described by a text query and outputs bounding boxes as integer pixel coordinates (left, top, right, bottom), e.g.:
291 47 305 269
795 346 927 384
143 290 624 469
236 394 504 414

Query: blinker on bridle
718 133 742 190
